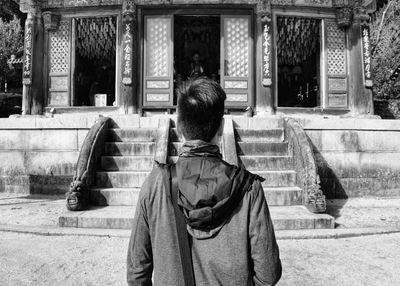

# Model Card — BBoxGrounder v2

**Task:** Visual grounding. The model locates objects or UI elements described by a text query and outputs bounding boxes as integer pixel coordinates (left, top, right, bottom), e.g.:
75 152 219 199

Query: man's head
177 77 226 142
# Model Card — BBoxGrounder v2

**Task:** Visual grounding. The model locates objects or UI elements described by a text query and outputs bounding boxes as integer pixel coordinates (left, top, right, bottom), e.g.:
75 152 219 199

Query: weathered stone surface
139 117 161 128
264 187 303 206
77 130 89 150
235 128 284 142
0 175 30 193
29 175 72 195
307 130 400 152
101 156 154 171
254 171 297 187
301 117 400 131
96 171 150 188
0 151 26 175
237 142 288 156
240 155 292 171
108 115 140 129
232 116 284 129
0 130 79 151
316 152 400 179
58 205 334 230
34 117 88 129
104 142 155 156
321 177 400 199
25 151 78 176
107 129 157 142
0 118 36 129
90 188 140 206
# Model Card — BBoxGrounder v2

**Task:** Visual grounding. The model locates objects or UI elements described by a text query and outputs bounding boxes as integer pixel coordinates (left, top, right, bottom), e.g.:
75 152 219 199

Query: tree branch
372 0 394 55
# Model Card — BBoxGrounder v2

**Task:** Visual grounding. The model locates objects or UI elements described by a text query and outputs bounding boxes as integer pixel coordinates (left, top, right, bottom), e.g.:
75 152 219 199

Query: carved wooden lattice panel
146 18 170 77
143 16 173 107
224 17 249 77
326 21 346 75
49 20 70 74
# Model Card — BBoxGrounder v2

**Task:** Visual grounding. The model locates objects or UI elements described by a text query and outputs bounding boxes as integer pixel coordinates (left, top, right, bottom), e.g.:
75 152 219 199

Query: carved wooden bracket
43 11 61 31
19 0 42 16
335 7 353 29
256 0 272 20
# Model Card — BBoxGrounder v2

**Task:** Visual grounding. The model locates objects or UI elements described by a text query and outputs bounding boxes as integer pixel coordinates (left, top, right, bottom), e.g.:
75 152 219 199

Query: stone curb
1 224 400 240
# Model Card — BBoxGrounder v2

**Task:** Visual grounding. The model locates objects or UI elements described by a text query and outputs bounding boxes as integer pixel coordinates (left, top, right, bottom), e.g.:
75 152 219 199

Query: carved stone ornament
43 11 61 31
66 179 90 211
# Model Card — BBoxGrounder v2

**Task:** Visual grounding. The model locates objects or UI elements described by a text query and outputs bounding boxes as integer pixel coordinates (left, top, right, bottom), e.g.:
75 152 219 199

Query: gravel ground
1 232 399 286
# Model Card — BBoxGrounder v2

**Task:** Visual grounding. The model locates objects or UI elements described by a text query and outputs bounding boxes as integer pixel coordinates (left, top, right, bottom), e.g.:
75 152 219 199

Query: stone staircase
235 121 332 230
59 117 334 230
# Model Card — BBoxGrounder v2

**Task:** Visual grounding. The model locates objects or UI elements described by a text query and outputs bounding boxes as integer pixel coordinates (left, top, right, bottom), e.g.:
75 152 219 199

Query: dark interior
277 16 321 108
74 16 116 107
173 15 220 83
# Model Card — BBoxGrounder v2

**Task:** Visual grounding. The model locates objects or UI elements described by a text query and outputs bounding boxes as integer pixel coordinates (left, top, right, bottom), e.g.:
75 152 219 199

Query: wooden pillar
21 5 44 115
255 0 274 115
120 0 138 114
348 3 374 115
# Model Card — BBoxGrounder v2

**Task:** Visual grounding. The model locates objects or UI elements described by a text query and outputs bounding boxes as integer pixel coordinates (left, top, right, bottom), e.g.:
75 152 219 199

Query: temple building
11 0 400 231
19 0 377 116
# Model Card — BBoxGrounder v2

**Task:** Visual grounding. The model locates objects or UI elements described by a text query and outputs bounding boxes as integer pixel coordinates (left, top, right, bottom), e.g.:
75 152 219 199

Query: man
127 78 282 286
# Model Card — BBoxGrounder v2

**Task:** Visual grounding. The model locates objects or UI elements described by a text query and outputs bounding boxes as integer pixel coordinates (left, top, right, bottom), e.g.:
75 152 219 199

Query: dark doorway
277 16 321 108
173 15 220 84
74 16 117 106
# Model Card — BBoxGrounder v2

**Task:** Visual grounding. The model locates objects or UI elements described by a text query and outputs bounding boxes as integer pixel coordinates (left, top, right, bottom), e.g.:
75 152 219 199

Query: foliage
0 0 22 22
0 15 23 90
370 0 400 99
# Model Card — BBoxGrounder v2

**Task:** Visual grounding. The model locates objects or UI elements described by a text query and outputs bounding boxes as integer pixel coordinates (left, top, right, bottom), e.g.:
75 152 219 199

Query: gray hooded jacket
127 141 282 286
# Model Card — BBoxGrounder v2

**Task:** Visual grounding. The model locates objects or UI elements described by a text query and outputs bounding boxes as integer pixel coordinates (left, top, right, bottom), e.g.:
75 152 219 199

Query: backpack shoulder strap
170 164 195 286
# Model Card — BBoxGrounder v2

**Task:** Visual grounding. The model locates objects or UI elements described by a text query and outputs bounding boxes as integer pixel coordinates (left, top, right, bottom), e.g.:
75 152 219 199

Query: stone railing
221 117 238 167
66 117 111 211
154 117 171 165
284 118 326 213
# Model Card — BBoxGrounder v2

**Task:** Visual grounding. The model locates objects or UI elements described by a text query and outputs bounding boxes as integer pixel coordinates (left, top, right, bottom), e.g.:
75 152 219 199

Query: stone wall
0 116 93 194
0 114 155 195
299 117 400 199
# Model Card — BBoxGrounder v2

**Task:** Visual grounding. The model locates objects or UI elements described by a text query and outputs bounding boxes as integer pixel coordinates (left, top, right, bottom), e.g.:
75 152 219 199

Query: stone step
169 142 223 156
240 155 293 171
254 171 297 187
237 142 288 156
89 186 302 207
90 188 141 206
104 142 155 156
101 156 154 171
107 128 157 142
59 205 334 230
169 128 184 142
232 116 284 129
96 171 150 188
264 187 303 206
235 129 285 142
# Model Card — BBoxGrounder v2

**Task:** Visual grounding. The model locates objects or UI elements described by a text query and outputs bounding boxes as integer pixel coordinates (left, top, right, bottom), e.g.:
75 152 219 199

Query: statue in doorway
188 52 204 79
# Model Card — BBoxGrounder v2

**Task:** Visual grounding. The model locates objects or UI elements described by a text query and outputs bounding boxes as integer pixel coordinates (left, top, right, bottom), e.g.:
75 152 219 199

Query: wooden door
221 15 252 107
143 15 174 107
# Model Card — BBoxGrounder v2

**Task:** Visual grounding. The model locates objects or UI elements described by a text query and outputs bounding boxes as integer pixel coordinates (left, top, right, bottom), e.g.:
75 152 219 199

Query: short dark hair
177 77 226 142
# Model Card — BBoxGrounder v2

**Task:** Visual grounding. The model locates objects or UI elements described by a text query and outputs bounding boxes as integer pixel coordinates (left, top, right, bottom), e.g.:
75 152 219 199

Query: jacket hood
176 140 264 239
